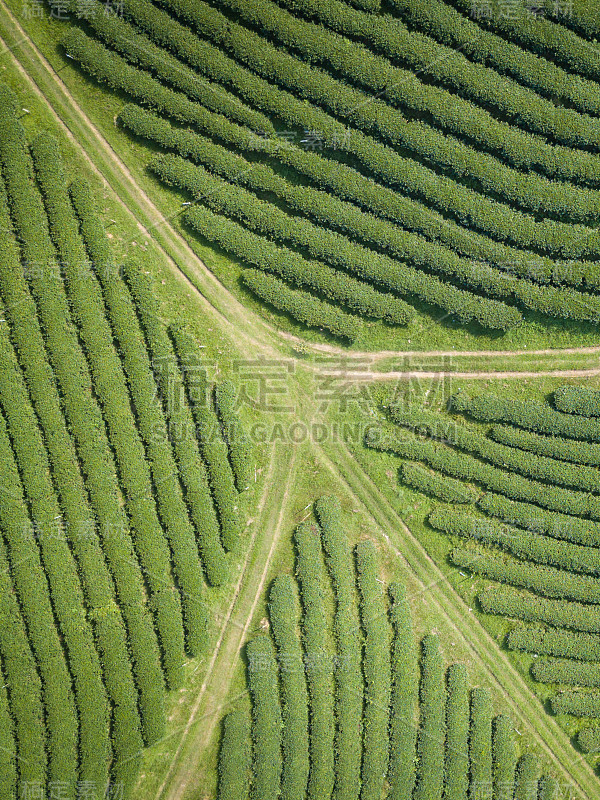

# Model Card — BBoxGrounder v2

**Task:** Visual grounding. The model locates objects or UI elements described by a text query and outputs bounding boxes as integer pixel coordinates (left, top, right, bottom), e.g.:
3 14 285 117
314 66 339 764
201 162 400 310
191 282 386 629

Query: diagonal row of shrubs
387 0 600 118
207 0 600 195
148 144 600 325
452 391 600 442
447 0 600 83
276 0 600 151
64 14 600 258
118 104 600 295
391 404 600 492
366 428 600 519
450 544 600 604
428 507 600 577
175 167 523 331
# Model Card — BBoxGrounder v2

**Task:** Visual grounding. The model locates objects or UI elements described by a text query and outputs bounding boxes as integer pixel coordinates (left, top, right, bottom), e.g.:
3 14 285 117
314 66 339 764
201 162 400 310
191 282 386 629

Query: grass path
314 439 599 800
151 444 297 800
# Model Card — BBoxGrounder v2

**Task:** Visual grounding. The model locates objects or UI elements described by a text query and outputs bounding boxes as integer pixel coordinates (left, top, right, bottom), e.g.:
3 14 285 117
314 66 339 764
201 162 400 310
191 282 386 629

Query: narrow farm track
314 440 600 800
152 444 297 800
313 367 600 381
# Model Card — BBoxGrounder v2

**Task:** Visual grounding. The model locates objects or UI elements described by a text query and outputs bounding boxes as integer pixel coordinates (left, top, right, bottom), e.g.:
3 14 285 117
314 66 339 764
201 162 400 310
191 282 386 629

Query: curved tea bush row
444 663 468 800
246 637 283 800
469 688 493 800
178 195 414 327
278 0 600 151
513 753 540 800
75 3 270 134
450 545 600 604
355 540 391 800
0 171 152 771
106 3 600 258
550 691 600 718
314 496 362 800
0 501 45 790
388 583 418 800
217 710 251 800
477 493 600 549
170 324 239 556
214 380 253 493
414 634 445 800
387 0 600 118
492 715 516 800
489 425 600 468
447 0 600 83
180 183 521 331
554 386 600 418
67 179 180 711
391 405 600 493
267 576 310 800
429 507 600 577
507 626 600 661
367 431 600 519
137 114 600 313
0 113 186 693
166 152 600 327
531 658 600 689
293 522 335 800
119 104 600 294
161 0 600 198
452 392 600 443
478 585 600 633
402 462 478 504
241 268 361 342
578 724 600 754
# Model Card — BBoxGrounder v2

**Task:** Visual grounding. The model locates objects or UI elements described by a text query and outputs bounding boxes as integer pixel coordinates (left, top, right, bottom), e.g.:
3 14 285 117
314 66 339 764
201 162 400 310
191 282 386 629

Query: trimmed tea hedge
214 380 253 492
170 324 239 557
450 545 600 604
513 753 539 800
401 462 478 504
477 493 600 549
452 392 600 443
469 688 493 800
492 715 516 800
479 585 600 633
550 690 600 718
268 576 310 800
488 425 600 468
531 658 600 689
507 626 600 662
388 582 418 800
314 496 362 800
444 663 468 800
294 522 335 800
246 637 283 800
578 724 600 753
554 386 600 419
356 540 391 800
414 634 444 800
217 711 251 800
241 268 362 342
429 507 600 577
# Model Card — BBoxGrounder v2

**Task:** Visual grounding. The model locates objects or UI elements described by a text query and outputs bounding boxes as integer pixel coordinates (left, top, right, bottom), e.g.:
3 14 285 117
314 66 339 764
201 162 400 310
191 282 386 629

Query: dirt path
153 444 297 800
312 367 600 380
314 440 599 800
